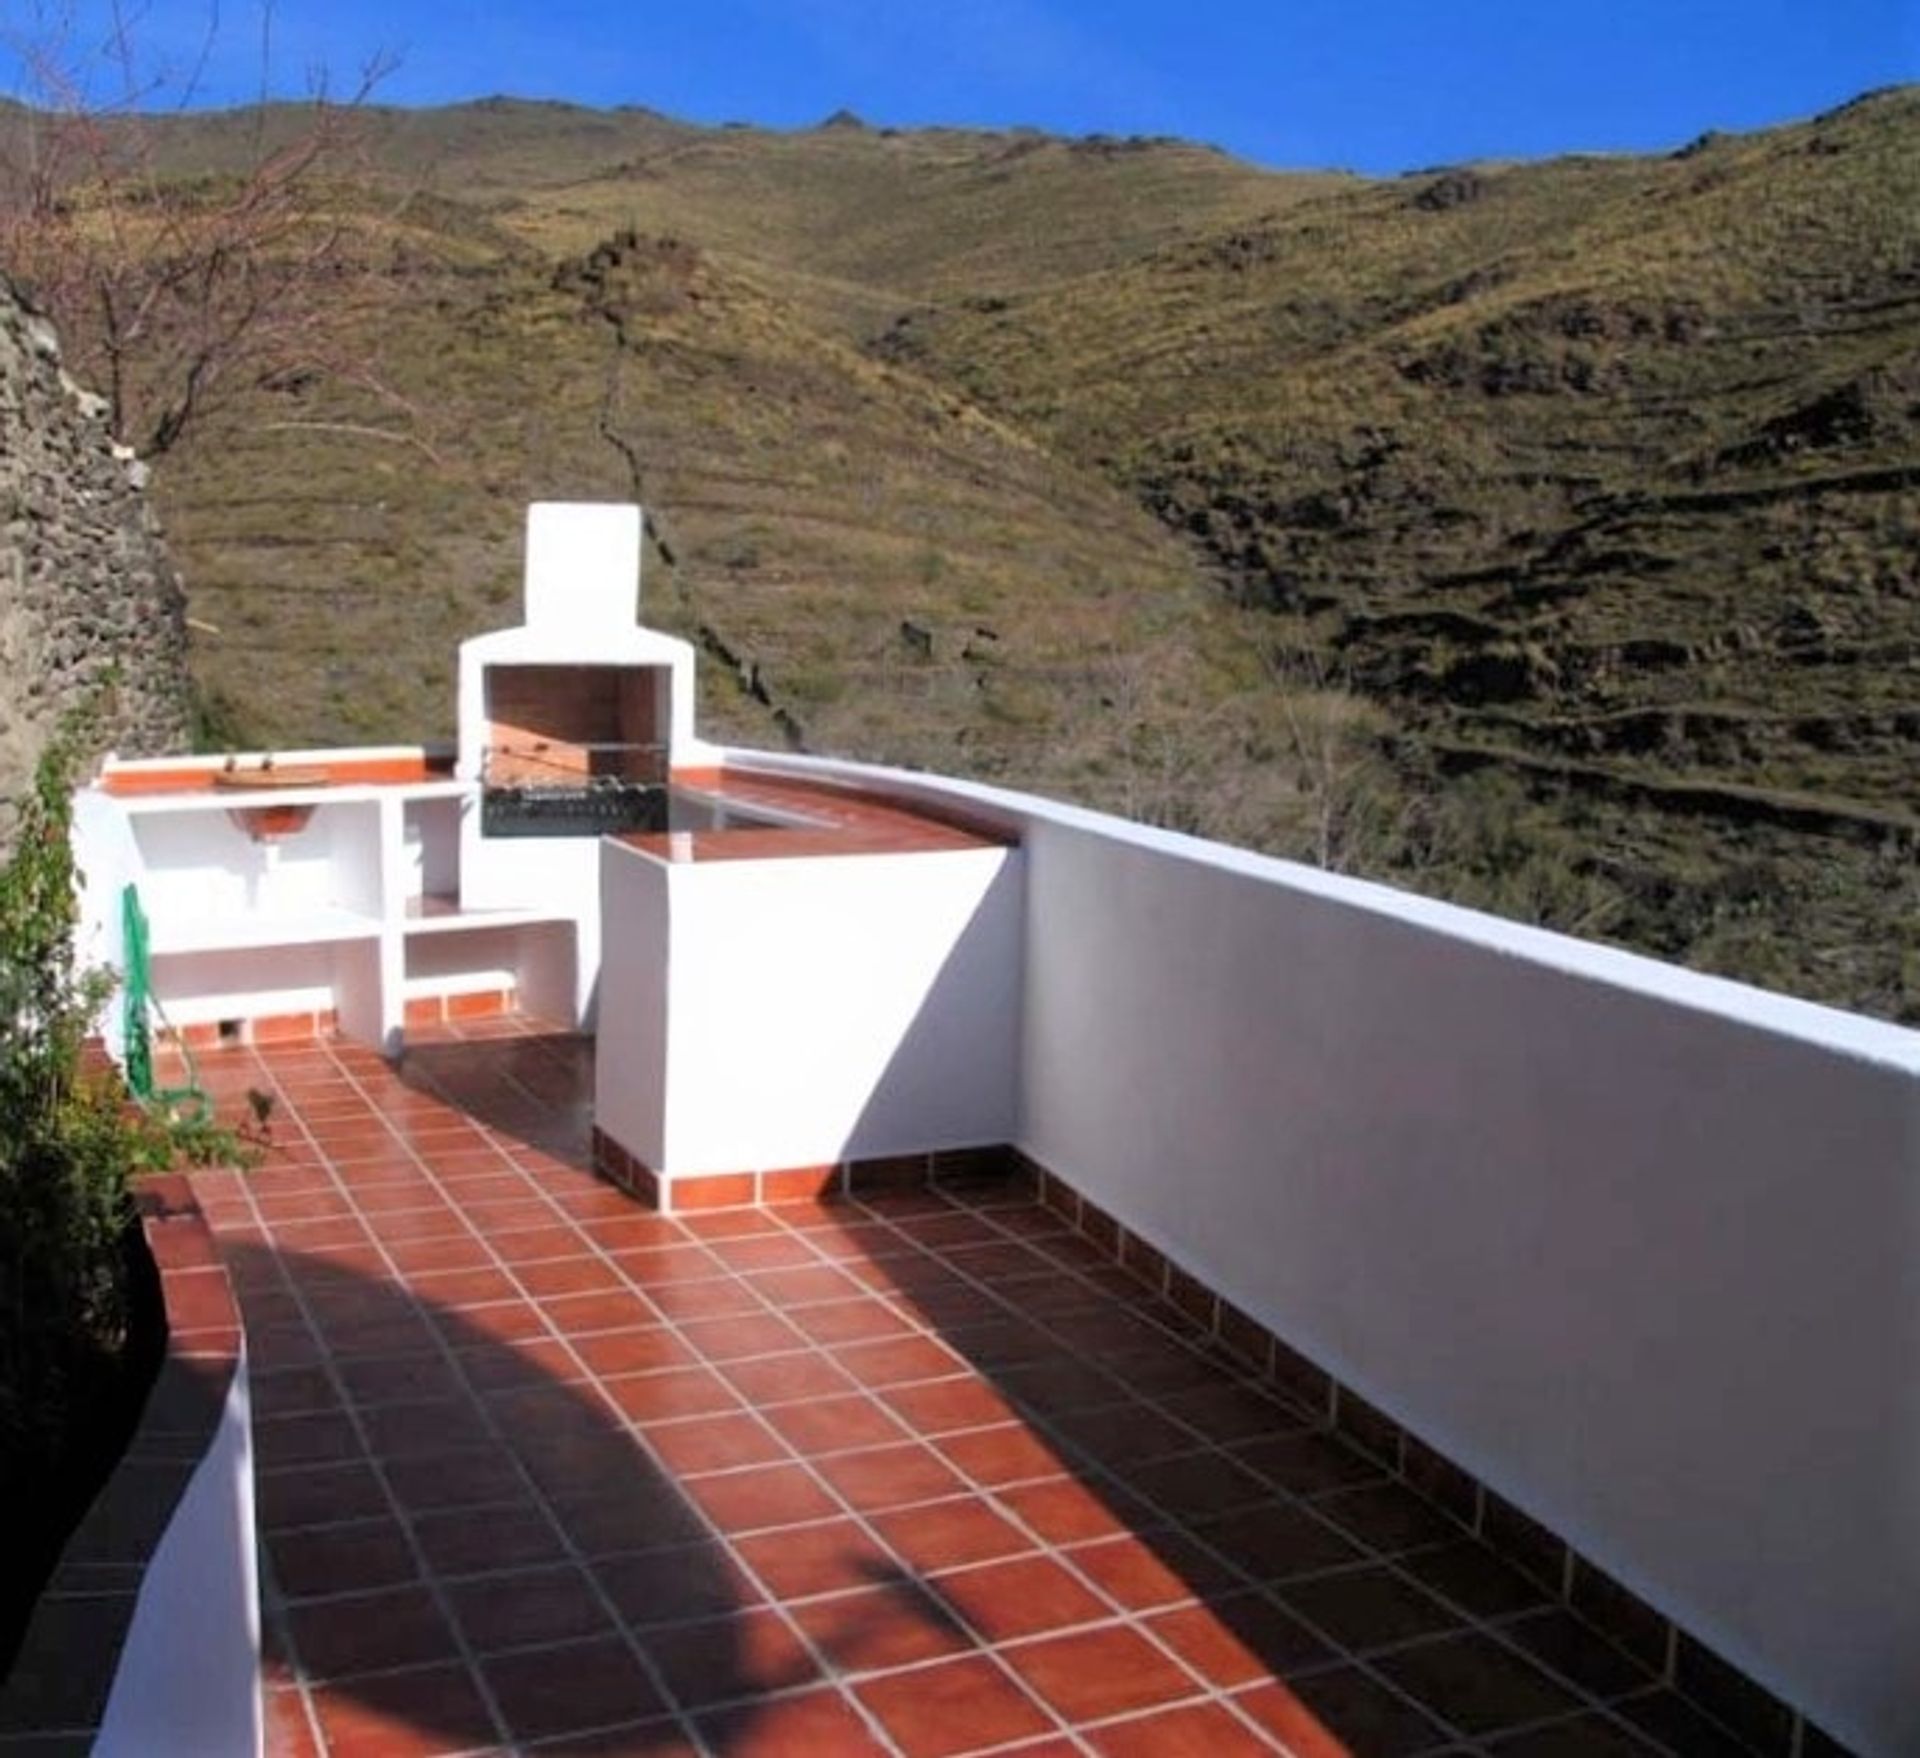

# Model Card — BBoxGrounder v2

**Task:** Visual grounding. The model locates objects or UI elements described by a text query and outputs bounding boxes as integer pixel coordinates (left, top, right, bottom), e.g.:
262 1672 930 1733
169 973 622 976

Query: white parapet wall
713 747 1920 1756
94 1349 260 1758
597 834 1023 1182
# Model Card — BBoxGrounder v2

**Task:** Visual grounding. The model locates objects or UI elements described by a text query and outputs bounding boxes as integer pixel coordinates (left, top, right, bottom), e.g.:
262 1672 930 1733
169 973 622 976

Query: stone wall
0 276 191 845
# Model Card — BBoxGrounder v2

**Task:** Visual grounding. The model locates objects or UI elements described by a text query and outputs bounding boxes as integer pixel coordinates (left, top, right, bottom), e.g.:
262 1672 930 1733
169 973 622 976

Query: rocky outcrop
0 276 191 844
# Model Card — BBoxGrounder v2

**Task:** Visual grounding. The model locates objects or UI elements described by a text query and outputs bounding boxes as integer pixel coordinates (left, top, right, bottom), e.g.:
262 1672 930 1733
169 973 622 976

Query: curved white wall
717 747 1920 1756
95 1346 261 1758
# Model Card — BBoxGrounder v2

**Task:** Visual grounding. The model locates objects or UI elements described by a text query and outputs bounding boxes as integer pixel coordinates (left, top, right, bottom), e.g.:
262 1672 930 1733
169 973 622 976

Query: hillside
15 88 1913 1019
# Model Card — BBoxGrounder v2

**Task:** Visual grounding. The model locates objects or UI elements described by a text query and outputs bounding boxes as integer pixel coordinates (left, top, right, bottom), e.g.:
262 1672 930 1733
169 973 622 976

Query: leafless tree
0 0 405 458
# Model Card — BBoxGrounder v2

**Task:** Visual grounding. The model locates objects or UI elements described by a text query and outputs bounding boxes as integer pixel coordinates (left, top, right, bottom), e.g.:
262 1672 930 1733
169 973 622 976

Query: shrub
0 720 251 1588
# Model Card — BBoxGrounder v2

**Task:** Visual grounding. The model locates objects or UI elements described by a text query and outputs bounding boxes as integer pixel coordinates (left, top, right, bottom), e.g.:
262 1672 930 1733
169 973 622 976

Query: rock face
0 275 191 845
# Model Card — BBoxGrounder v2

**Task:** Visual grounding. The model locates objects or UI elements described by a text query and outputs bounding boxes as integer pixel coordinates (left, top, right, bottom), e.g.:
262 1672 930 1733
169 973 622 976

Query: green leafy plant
0 718 253 1514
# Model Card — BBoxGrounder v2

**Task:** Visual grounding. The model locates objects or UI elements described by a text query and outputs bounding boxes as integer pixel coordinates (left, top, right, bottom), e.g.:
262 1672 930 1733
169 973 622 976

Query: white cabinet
79 777 578 1058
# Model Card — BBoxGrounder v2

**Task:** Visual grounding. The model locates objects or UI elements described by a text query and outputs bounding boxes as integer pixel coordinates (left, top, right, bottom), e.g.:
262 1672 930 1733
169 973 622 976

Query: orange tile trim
1012 1148 1835 1758
622 765 1016 865
102 753 452 796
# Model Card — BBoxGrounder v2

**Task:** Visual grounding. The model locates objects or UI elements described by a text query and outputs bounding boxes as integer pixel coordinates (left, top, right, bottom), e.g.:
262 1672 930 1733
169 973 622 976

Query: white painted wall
595 846 673 1172
597 839 1023 1179
714 747 1920 1757
95 1347 260 1758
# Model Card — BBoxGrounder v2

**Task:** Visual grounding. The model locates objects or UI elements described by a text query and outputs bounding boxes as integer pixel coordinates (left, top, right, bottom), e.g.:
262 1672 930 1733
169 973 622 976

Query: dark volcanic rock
0 277 191 846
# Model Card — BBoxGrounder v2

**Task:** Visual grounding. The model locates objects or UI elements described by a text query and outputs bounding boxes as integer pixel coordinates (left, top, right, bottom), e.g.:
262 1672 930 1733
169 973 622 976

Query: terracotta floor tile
677 1312 809 1362
607 1243 726 1286
1238 1669 1447 1757
1192 1503 1367 1583
458 1334 585 1393
253 1409 365 1470
1001 1623 1200 1723
832 1335 969 1388
412 1499 568 1577
704 1233 824 1273
1087 1701 1278 1757
694 1685 891 1756
993 1357 1130 1416
514 1255 626 1299
854 1654 1054 1757
1613 1689 1760 1758
756 1389 906 1458
1277 1564 1466 1653
877 1377 1019 1436
1047 1400 1204 1467
812 1441 970 1512
538 1288 660 1334
733 1517 896 1602
334 1350 467 1408
1488 1711 1670 1756
382 1444 528 1514
680 1209 786 1240
935 1422 1070 1488
267 1516 419 1600
485 1222 595 1265
1063 1529 1241 1611
1401 1541 1557 1620
932 1553 1113 1642
1499 1607 1658 1700
357 1395 494 1460
552 1487 711 1557
286 1584 459 1679
309 1662 500 1757
1231 1429 1389 1496
256 1460 389 1532
994 1476 1145 1547
481 1635 668 1743
738 1264 865 1306
717 1351 860 1406
382 1233 497 1277
443 1562 616 1654
251 1364 344 1420
640 1607 820 1706
643 1276 768 1320
580 1213 692 1251
785 1297 917 1346
791 1581 974 1673
643 1411 792 1474
1147 1592 1335 1687
1374 1630 1584 1736
260 1685 323 1758
868 1498 1037 1572
1119 1449 1280 1521
593 1544 761 1629
681 1462 842 1533
601 1365 745 1423
1152 1380 1314 1445
1312 1479 1470 1554
573 1326 699 1378
430 1296 550 1347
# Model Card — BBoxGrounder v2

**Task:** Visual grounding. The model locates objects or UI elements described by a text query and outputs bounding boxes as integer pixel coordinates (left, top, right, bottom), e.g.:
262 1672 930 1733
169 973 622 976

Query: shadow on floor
242 1240 891 1754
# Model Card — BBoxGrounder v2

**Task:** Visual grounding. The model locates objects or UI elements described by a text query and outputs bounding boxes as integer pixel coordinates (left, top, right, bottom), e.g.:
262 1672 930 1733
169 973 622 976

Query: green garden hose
119 884 213 1124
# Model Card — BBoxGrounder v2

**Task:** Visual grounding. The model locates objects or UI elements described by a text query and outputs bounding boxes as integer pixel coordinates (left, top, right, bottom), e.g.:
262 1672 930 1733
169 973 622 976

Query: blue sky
6 0 1913 172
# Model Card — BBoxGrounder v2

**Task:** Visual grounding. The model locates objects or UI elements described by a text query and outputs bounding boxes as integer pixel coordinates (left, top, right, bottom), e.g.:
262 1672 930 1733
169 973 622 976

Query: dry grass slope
74 88 1919 1020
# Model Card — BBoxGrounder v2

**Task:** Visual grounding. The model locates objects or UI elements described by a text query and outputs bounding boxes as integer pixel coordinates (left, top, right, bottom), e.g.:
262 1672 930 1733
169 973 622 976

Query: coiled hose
120 883 213 1124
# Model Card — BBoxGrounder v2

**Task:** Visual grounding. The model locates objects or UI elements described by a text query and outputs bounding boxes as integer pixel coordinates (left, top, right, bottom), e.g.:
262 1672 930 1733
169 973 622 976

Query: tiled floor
180 1026 1757 1758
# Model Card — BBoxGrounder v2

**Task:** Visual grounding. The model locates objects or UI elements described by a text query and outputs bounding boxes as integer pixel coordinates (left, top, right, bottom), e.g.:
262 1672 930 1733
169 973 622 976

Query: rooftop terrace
19 505 1912 1755
186 1023 1730 1758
